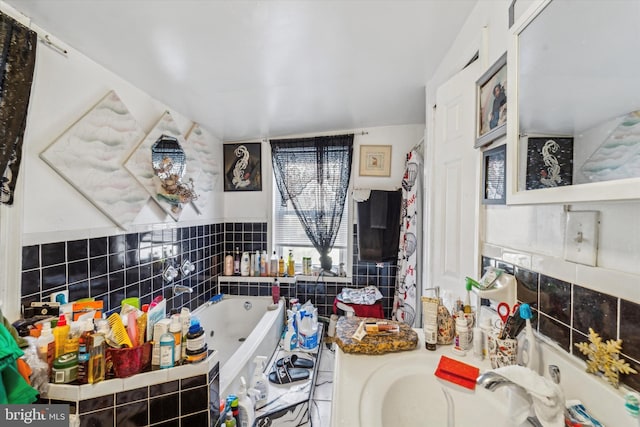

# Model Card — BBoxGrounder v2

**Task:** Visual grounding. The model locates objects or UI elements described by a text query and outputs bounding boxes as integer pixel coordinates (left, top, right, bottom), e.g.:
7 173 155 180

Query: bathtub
192 295 285 398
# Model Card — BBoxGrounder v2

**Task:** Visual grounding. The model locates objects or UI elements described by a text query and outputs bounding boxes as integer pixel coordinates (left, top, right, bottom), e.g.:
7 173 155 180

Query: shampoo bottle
237 376 255 427
251 356 269 408
270 251 278 277
224 253 234 276
36 322 55 369
271 278 280 304
260 250 268 277
241 252 250 276
53 314 70 358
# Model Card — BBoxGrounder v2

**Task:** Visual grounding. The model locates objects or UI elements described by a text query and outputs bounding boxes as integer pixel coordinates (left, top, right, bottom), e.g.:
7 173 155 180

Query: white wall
223 124 425 223
11 7 225 246
427 0 640 304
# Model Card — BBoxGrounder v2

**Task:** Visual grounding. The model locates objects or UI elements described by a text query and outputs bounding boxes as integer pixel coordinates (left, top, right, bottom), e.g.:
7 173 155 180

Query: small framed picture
526 137 573 190
482 144 507 204
223 142 262 191
359 145 392 177
476 52 507 148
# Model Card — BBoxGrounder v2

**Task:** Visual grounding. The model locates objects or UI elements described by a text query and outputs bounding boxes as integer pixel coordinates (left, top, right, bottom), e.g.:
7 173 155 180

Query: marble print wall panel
184 124 221 215
40 91 149 229
124 111 190 221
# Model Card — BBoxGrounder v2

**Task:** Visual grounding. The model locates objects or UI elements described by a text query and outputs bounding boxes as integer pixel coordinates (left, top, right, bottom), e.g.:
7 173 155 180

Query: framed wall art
476 52 507 148
482 144 507 204
359 145 392 177
223 142 262 191
526 136 573 190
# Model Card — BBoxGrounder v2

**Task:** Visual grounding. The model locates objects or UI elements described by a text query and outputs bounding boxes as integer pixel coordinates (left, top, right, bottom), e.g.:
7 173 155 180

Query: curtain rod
38 34 68 56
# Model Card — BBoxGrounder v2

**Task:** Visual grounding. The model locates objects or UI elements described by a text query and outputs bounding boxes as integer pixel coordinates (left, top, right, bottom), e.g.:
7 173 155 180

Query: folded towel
492 365 564 427
434 355 480 390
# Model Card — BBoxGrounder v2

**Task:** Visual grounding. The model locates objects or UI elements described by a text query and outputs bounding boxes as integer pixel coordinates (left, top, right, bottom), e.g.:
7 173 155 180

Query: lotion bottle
237 376 255 427
251 356 269 408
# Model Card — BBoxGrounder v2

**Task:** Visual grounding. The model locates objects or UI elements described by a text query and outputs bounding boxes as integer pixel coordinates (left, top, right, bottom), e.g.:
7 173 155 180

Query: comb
107 313 134 348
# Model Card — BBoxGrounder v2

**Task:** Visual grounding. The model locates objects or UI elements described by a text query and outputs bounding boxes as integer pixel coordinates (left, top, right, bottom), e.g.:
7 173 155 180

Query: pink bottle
271 278 280 304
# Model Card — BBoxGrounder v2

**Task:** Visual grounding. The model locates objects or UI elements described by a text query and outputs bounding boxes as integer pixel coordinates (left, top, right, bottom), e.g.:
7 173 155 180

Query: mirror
151 134 197 214
508 0 640 204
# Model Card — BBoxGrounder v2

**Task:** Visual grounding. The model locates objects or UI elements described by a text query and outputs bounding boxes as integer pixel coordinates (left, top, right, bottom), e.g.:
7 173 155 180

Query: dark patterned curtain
271 134 353 270
0 12 37 205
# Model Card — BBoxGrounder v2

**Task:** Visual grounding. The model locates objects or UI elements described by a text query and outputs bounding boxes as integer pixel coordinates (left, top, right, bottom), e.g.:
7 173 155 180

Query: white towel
493 365 565 427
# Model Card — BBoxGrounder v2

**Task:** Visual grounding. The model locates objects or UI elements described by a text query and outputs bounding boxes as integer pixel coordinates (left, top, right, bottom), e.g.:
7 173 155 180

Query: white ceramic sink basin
359 353 517 427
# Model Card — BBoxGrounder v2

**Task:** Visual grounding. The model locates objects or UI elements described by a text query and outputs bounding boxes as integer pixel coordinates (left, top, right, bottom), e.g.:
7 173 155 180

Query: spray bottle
250 356 269 408
518 303 540 374
236 376 255 427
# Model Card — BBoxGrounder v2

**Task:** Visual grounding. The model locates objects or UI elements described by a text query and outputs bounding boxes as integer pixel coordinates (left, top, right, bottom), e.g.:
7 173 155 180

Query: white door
426 60 482 300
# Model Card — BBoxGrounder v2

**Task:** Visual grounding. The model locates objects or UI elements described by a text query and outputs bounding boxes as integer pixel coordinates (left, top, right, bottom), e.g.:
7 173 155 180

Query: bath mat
434 355 480 390
269 365 310 385
275 355 314 369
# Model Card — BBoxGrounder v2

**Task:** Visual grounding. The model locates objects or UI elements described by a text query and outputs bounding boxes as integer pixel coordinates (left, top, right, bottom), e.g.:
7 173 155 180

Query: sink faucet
173 284 193 296
476 371 544 427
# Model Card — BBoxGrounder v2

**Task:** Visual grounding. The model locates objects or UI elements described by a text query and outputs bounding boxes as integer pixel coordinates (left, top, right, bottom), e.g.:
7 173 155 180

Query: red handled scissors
497 302 520 323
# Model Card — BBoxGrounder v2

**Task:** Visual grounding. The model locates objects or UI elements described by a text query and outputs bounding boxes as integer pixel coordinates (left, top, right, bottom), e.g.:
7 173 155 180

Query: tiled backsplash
483 256 640 392
21 221 398 319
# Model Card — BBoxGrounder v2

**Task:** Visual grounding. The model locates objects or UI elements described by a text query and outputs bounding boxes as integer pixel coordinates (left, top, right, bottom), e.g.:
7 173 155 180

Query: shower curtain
392 148 422 326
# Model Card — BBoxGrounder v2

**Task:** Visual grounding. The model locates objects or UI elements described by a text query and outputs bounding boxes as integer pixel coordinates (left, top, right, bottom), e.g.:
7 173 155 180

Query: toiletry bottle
180 308 190 360
170 315 182 365
472 324 484 360
36 322 55 370
240 251 250 276
251 356 269 408
186 317 206 356
159 331 175 369
454 313 470 351
76 320 94 384
287 250 294 277
283 315 297 350
224 253 234 276
518 304 540 374
278 255 285 276
234 247 241 275
254 250 260 277
237 376 255 427
271 278 280 304
260 250 268 277
425 325 437 351
225 410 236 427
270 251 278 277
87 333 105 384
53 314 70 358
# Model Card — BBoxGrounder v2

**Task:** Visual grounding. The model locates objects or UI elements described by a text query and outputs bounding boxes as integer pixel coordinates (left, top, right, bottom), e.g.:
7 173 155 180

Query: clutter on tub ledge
333 316 418 354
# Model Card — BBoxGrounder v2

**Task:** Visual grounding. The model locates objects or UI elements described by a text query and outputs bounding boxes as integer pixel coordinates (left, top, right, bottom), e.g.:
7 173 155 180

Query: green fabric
0 323 37 404
0 307 27 348
1 363 38 404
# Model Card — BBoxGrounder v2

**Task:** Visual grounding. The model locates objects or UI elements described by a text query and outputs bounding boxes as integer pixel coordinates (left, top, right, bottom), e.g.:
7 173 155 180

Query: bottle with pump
251 356 269 408
53 314 70 358
237 376 255 427
270 251 278 277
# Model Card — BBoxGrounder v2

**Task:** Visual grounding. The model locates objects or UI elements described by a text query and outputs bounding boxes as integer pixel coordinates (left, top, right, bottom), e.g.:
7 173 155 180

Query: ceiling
6 0 477 142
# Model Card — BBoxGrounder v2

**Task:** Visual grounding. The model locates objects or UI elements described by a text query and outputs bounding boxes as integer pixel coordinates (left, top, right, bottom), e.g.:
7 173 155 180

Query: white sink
358 352 516 427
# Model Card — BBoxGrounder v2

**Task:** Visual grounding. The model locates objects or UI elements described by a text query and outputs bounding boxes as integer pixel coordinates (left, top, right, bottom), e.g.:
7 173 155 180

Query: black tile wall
21 223 225 316
487 257 639 393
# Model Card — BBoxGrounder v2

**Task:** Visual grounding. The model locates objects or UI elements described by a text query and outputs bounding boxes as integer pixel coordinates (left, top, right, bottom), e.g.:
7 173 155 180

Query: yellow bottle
53 315 70 358
278 256 285 277
287 250 295 277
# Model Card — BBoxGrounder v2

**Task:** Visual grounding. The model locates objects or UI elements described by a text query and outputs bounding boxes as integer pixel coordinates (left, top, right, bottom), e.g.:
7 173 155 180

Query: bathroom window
272 192 349 272
271 135 353 274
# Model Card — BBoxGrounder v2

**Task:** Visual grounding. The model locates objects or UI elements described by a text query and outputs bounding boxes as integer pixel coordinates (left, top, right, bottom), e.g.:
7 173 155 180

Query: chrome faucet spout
476 371 513 391
173 285 193 296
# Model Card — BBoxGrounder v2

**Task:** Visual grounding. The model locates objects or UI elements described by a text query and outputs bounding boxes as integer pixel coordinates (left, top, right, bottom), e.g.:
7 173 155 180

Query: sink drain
238 337 246 342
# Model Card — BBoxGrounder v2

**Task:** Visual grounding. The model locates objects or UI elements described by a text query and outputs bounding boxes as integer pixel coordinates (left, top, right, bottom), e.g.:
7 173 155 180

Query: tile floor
310 342 336 426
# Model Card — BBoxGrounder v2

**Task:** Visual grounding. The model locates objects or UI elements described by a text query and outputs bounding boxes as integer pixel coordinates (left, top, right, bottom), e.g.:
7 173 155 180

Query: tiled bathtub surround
483 256 640 392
